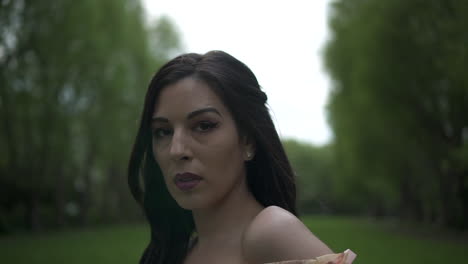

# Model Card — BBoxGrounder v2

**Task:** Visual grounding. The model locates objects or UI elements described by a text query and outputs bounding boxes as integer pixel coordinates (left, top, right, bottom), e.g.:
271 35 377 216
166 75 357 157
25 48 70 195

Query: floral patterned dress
265 249 356 264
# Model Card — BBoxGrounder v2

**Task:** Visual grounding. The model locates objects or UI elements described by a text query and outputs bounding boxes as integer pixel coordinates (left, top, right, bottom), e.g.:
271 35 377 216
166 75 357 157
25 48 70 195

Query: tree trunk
54 166 66 228
26 194 40 231
459 170 468 230
78 142 96 226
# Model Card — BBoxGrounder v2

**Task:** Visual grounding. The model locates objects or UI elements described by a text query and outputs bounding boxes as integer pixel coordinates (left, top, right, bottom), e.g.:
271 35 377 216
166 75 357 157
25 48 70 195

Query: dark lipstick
174 172 202 191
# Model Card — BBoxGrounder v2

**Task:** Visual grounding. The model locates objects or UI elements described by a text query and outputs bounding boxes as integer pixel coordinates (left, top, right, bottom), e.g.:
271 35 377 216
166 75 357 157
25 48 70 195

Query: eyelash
195 121 219 132
152 121 219 139
152 128 172 139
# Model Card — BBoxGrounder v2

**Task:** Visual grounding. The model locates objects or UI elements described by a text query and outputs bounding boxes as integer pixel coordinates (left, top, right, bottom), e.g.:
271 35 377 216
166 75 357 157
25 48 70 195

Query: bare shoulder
242 206 333 264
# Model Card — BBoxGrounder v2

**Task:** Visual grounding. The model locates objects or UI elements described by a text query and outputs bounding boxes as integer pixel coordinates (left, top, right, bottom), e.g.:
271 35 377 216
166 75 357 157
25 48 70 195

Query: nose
169 129 192 161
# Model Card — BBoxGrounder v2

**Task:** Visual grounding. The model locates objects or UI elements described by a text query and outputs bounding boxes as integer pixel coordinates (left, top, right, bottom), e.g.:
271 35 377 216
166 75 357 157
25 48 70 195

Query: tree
325 0 468 229
283 140 335 215
0 0 182 231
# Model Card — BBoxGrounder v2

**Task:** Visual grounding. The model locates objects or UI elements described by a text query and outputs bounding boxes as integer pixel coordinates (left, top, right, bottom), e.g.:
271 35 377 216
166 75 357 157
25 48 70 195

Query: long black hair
128 51 297 264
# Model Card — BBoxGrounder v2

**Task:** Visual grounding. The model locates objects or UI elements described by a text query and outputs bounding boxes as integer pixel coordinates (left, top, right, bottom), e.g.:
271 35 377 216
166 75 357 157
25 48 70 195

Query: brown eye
153 128 172 139
195 121 218 132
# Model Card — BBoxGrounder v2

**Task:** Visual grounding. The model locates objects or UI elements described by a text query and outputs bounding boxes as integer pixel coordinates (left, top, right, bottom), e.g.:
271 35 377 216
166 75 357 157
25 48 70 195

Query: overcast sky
142 0 333 145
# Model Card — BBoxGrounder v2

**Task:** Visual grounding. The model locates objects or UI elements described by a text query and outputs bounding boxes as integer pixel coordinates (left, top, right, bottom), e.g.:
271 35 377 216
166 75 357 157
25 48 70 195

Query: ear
242 135 256 161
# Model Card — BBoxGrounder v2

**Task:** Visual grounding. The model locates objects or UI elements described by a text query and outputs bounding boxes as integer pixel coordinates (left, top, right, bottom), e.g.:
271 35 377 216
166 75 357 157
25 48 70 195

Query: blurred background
1 0 467 263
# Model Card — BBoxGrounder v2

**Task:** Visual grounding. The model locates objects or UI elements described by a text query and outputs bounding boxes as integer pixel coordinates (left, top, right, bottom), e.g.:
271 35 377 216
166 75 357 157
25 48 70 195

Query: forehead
153 77 227 117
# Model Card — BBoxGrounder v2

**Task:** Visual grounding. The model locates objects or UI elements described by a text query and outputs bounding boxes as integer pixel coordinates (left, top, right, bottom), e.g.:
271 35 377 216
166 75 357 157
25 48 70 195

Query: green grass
0 216 466 263
0 224 150 263
302 216 468 264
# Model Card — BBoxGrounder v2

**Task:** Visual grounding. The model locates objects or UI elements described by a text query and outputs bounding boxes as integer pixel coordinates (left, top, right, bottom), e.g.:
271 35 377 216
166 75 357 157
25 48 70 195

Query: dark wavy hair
128 51 297 264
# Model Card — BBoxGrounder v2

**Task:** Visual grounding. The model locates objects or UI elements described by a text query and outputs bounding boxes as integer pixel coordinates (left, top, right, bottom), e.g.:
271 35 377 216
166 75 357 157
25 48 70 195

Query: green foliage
283 140 335 214
0 0 182 231
325 0 468 228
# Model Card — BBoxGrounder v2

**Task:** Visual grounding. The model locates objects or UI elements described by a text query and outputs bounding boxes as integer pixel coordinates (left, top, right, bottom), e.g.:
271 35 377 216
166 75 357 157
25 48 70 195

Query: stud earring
246 151 253 160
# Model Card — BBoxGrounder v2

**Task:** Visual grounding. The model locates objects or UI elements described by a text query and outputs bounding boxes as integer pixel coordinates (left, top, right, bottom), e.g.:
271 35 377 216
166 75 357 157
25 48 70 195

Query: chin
174 199 195 210
172 194 210 211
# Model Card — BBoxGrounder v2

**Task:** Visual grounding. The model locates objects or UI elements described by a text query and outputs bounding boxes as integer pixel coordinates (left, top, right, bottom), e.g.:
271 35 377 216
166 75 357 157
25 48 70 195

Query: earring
246 151 253 160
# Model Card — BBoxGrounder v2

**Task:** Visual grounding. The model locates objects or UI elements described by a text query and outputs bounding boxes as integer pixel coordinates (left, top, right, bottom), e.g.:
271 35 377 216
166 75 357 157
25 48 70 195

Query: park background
0 0 467 263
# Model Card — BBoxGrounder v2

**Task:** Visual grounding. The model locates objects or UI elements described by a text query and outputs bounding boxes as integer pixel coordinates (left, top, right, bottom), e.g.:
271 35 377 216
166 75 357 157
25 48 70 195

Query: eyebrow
151 107 222 123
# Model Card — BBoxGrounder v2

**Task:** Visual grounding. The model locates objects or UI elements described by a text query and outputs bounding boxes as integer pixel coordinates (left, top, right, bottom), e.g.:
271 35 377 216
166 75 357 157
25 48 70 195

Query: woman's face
151 77 252 210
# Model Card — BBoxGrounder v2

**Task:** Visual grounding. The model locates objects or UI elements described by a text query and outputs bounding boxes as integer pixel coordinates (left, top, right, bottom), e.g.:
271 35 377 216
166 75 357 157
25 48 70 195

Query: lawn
302 216 467 264
0 224 149 263
0 216 466 263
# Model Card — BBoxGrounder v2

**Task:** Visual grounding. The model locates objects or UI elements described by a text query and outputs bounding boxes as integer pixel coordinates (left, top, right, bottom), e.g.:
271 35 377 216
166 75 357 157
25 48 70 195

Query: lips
174 172 202 191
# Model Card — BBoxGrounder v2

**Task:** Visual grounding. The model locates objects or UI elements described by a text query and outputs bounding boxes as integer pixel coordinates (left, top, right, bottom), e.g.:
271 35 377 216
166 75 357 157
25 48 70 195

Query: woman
128 51 355 264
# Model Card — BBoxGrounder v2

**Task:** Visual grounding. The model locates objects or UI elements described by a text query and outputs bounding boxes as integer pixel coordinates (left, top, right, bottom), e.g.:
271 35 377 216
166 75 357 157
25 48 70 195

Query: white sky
142 0 333 145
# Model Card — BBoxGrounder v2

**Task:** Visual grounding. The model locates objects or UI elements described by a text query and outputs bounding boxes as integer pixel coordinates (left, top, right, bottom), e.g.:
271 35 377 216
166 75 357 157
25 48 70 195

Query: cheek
154 148 177 195
204 127 246 174
204 141 245 182
153 145 170 177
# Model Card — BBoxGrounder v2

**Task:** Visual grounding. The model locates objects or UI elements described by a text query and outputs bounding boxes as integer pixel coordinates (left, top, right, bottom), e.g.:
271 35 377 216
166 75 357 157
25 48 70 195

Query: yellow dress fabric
265 249 356 264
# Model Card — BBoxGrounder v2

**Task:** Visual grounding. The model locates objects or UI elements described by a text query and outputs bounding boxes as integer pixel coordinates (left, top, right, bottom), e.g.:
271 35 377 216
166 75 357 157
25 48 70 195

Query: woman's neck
191 178 263 246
